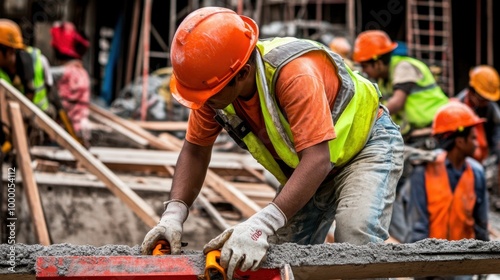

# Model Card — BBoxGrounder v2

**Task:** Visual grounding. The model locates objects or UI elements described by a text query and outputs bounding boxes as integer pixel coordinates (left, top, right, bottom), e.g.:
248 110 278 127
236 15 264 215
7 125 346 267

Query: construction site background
1 2 500 279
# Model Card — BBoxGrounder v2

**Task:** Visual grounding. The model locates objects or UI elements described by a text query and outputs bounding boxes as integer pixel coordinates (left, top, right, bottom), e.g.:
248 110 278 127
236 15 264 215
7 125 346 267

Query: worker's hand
203 203 286 279
141 200 189 255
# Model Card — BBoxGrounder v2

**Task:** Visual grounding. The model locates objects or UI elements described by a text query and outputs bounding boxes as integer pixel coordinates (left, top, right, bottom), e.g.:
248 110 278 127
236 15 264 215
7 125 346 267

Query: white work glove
203 203 287 279
141 200 189 255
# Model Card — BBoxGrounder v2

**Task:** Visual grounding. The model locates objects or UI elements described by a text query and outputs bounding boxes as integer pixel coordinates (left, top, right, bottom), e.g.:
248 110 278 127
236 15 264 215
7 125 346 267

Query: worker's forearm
273 141 332 218
385 89 407 114
170 141 213 206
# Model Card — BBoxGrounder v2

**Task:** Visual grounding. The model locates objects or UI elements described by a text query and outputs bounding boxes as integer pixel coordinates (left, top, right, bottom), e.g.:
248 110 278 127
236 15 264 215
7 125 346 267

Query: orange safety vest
460 96 489 162
425 152 476 240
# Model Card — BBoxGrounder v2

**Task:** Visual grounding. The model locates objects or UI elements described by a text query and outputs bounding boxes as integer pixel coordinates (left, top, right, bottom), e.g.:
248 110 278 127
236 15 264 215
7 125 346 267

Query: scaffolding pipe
140 0 153 121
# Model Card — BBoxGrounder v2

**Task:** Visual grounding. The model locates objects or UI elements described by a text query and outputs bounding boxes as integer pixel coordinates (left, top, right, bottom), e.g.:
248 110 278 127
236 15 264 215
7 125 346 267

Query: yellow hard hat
469 65 500 101
0 19 24 49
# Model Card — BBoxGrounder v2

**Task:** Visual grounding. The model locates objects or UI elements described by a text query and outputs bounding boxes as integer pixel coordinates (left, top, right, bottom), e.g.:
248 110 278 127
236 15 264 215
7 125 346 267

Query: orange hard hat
469 65 500 101
329 37 352 58
352 30 397 63
432 101 485 135
170 7 259 110
0 19 24 49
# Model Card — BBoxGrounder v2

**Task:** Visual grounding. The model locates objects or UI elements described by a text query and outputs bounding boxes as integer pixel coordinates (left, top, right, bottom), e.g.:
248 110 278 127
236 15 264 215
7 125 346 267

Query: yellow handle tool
152 240 171 256
205 250 226 280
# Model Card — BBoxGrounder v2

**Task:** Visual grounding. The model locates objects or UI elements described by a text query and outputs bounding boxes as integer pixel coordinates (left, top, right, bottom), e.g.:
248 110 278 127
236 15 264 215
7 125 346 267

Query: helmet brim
473 86 500 102
432 117 486 135
170 16 259 110
353 41 398 63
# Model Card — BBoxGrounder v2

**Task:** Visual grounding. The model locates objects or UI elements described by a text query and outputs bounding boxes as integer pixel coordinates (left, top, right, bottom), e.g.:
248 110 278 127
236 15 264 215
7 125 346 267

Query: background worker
0 18 54 153
0 18 25 155
352 30 449 139
456 65 500 209
406 101 489 246
141 7 404 279
352 29 450 242
50 21 91 147
0 19 52 115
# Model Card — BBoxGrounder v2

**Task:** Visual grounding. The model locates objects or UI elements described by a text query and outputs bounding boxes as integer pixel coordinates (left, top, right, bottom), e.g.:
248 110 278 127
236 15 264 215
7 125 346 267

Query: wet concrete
1 239 499 276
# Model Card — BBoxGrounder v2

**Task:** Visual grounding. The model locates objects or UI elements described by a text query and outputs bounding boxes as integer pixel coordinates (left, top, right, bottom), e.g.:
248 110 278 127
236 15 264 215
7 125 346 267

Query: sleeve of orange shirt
274 51 339 153
186 105 221 146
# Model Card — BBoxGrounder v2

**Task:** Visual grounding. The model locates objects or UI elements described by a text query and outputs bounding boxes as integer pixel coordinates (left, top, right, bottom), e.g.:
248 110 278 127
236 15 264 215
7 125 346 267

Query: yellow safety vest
215 38 380 184
26 47 49 111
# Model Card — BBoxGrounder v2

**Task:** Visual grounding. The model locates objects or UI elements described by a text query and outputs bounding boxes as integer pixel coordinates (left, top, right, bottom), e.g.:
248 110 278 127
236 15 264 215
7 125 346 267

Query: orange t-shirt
186 50 340 158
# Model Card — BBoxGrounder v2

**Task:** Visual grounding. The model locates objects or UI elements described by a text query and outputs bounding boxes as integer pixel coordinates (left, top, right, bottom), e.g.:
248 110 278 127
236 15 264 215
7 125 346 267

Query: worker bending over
406 101 489 244
352 30 448 140
142 7 404 279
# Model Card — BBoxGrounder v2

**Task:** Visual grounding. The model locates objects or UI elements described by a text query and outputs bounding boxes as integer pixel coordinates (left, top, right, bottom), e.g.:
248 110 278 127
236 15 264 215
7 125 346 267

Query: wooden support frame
90 103 265 218
0 80 159 227
8 101 51 245
90 103 183 151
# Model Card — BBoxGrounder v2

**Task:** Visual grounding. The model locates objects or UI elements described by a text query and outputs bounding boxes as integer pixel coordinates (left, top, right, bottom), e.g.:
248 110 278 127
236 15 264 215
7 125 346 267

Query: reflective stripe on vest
26 47 49 111
381 55 448 130
425 152 476 240
216 38 380 184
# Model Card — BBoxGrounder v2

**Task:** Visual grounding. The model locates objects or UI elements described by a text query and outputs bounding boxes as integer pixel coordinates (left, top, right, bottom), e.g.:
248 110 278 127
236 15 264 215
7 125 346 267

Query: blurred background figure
50 21 91 147
406 101 489 280
328 36 355 70
456 65 500 210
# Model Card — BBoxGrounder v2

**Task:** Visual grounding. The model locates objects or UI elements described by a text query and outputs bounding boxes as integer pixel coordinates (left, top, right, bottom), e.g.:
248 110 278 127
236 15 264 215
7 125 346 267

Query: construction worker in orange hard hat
456 65 500 210
141 6 404 280
353 30 449 139
406 101 489 259
1 18 54 154
0 18 52 113
0 19 26 91
0 18 24 155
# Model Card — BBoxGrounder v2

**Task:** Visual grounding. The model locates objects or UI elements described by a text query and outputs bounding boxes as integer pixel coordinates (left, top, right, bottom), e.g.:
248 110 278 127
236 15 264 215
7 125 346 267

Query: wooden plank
8 102 50 245
204 169 261 218
30 146 263 171
132 120 188 131
3 172 172 193
195 194 231 231
165 164 233 231
158 132 186 148
0 80 159 228
90 103 183 151
9 171 172 193
89 113 149 148
91 103 265 218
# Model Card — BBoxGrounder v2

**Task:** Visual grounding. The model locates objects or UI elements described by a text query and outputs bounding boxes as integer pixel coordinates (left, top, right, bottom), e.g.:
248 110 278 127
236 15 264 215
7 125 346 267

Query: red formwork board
36 255 284 280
